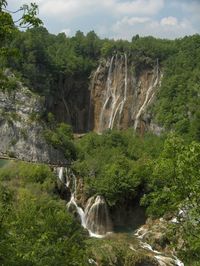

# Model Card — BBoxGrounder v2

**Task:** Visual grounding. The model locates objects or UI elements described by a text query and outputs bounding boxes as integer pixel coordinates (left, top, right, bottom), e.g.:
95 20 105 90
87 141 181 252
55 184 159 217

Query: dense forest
0 2 200 266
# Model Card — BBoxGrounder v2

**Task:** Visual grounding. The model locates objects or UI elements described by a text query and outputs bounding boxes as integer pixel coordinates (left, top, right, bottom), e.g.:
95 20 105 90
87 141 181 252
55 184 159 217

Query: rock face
111 201 147 231
47 54 163 134
48 75 90 133
0 86 67 164
88 54 163 134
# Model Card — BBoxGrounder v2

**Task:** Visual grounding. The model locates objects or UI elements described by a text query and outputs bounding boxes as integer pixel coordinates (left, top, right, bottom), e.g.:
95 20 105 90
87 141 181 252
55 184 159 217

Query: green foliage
0 161 54 184
152 35 200 141
0 161 87 266
44 122 76 160
86 237 158 266
141 133 200 264
0 1 42 92
0 69 18 90
74 130 163 206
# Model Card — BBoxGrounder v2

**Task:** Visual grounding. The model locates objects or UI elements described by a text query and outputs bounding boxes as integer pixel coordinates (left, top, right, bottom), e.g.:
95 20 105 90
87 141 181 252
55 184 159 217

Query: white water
58 167 64 182
99 55 114 131
135 226 184 266
117 53 128 128
134 66 160 130
99 54 128 132
57 167 112 238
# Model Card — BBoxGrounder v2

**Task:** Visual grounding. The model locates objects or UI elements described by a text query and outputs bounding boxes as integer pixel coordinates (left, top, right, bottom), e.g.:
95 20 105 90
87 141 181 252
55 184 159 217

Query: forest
0 1 200 265
1 26 200 140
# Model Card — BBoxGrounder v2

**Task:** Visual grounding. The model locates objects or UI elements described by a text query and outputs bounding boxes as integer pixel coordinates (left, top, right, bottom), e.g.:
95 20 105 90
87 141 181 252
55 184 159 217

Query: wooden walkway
0 155 69 167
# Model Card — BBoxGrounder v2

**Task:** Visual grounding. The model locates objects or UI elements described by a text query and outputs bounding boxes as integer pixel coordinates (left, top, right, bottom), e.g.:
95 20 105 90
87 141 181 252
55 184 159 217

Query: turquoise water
0 160 8 167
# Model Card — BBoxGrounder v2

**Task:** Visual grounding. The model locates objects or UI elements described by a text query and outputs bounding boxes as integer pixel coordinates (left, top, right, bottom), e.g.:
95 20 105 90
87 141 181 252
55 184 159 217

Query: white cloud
8 0 164 20
112 16 197 40
112 16 150 33
41 0 164 18
7 0 199 39
161 16 178 26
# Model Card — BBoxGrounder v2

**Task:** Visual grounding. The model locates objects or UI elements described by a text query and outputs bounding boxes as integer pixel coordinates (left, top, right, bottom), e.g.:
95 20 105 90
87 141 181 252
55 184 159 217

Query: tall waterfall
89 55 163 134
98 54 128 132
134 63 161 131
56 167 113 238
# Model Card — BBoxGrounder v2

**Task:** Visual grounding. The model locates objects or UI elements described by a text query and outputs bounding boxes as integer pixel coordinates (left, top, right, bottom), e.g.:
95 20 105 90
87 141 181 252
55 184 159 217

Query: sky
8 0 200 40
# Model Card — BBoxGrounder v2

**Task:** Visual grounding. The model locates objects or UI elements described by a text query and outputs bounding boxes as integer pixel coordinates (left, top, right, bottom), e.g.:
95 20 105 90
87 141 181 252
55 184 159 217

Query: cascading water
134 62 161 131
85 195 113 236
99 55 115 131
98 53 128 132
135 226 184 266
56 167 113 238
89 54 163 134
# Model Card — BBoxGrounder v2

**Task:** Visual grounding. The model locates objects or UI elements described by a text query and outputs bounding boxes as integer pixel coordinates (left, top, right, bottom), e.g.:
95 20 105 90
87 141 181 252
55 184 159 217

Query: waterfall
134 64 160 131
99 55 115 132
56 167 113 238
98 54 128 132
85 195 113 236
116 53 128 128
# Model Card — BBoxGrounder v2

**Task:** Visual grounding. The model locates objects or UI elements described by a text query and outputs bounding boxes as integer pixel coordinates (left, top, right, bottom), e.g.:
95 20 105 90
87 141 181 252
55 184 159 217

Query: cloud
8 0 164 20
112 16 197 40
112 16 150 33
7 0 200 39
115 0 164 16
40 0 164 18
161 16 178 26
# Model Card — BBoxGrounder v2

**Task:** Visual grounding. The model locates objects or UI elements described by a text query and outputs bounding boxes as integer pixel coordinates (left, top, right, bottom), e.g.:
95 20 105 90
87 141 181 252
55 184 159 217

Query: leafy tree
141 134 200 264
44 122 76 160
0 161 87 266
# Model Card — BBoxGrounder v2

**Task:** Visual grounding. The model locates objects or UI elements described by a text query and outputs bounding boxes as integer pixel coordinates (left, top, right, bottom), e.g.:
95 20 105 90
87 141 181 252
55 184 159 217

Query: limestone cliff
0 83 67 164
88 54 163 134
46 54 163 135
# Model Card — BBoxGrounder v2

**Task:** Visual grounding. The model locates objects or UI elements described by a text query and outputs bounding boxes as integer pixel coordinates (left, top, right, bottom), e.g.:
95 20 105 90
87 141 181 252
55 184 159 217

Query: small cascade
55 167 113 238
98 54 128 132
135 226 184 266
85 195 113 236
134 62 161 131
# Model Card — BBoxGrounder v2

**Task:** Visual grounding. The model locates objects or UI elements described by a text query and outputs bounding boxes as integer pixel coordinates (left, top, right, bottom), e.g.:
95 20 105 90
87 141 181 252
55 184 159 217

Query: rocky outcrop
135 218 184 266
0 85 67 165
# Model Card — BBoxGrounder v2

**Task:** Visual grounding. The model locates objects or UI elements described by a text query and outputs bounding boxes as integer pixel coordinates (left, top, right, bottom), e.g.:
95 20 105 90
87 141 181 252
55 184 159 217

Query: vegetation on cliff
0 20 200 139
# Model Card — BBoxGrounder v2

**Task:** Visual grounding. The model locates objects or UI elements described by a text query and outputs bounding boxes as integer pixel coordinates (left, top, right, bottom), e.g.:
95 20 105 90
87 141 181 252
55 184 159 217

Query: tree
0 1 42 56
141 134 200 264
0 1 43 90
